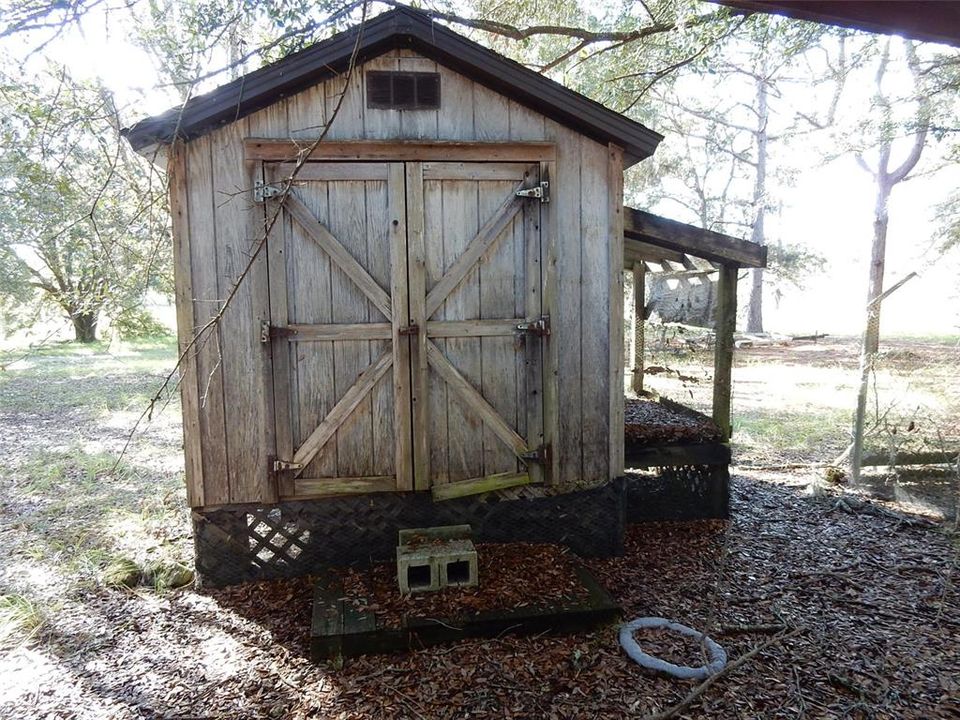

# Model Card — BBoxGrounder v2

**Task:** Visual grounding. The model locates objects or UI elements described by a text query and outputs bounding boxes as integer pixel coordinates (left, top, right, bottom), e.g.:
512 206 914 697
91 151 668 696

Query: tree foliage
0 66 170 341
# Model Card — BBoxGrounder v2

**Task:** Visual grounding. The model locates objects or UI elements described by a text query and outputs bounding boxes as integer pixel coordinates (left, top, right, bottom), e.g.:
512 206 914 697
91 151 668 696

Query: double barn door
265 160 545 498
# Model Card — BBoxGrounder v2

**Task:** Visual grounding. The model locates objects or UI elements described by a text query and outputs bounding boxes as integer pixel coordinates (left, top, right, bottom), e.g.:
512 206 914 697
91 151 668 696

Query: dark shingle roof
122 5 663 165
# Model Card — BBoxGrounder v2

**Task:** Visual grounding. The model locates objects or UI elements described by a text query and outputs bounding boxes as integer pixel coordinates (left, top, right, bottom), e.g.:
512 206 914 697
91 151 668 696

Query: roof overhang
122 6 663 166
624 206 767 268
715 1 960 47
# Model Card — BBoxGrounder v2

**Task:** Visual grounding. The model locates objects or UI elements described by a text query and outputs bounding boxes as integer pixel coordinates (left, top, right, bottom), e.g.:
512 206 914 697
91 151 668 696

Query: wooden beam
624 237 686 265
282 192 393 320
631 262 645 394
426 319 522 338
712 265 738 439
425 190 524 318
431 471 533 501
284 323 392 341
426 341 529 456
168 142 204 508
293 350 394 473
608 143 625 478
292 476 397 498
245 139 557 163
624 206 767 268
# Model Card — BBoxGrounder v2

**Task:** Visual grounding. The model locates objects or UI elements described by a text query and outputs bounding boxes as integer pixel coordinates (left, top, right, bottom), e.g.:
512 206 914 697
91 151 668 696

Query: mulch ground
338 543 589 629
2 473 957 719
625 397 723 445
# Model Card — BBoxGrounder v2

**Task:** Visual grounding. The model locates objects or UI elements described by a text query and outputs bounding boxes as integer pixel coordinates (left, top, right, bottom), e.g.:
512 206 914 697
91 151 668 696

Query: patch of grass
0 594 47 647
733 407 851 463
0 336 178 414
18 448 124 496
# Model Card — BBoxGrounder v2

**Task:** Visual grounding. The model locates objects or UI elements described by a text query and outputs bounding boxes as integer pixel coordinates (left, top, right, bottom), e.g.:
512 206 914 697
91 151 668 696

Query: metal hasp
254 179 284 203
398 324 420 336
261 323 298 343
269 456 304 475
519 444 550 466
515 180 550 203
515 315 551 337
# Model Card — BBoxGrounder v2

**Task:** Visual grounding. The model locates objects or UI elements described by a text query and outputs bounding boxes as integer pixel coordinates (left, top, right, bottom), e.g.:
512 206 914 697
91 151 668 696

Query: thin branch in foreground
640 628 802 720
112 2 371 472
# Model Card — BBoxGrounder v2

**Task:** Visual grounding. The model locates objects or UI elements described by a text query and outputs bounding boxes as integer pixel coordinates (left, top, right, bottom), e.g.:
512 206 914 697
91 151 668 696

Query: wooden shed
124 6 764 586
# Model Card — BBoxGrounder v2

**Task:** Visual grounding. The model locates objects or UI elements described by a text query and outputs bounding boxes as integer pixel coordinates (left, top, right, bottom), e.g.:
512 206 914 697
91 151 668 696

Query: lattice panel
192 481 627 588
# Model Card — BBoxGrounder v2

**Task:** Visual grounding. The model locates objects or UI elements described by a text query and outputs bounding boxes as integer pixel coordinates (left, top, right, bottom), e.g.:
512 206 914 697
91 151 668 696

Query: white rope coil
619 617 727 680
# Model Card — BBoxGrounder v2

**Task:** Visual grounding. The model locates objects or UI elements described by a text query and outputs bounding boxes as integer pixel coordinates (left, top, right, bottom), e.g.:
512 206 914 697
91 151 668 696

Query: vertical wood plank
442 179 483 482
325 68 364 141
398 52 439 140
328 180 375 477
713 264 738 440
608 143 625 478
265 172 295 495
388 163 413 489
168 142 204 507
509 100 545 141
544 121 582 486
478 179 519 476
361 51 400 140
284 176 337 482
365 178 397 480
579 138 611 485
523 165 544 484
406 162 431 489
211 117 278 504
288 84 327 140
185 136 230 505
473 83 509 141
632 262 646 394
539 159 560 485
437 64 474 140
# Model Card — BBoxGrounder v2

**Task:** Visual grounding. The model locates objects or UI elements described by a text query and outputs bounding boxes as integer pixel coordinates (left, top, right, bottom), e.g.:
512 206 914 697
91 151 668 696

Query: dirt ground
0 336 958 719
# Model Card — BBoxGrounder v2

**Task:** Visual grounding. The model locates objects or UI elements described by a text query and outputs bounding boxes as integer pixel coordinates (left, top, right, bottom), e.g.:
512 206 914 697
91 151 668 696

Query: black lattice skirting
192 482 626 587
624 464 730 523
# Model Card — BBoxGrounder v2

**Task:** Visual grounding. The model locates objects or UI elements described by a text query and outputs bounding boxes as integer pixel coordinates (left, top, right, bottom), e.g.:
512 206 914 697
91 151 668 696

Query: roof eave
624 206 767 268
122 6 662 164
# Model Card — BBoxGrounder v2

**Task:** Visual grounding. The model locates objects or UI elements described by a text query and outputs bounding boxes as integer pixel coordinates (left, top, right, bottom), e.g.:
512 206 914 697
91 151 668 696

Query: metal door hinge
254 179 284 203
518 444 550 466
261 323 298 343
516 181 549 203
269 456 303 476
515 315 550 337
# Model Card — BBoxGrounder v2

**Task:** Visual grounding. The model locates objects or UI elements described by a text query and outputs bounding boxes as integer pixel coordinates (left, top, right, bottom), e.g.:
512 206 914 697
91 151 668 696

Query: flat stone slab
311 563 620 662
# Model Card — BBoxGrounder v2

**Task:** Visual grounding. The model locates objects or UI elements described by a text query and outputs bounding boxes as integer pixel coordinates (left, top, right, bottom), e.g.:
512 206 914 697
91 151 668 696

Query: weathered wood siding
175 50 621 507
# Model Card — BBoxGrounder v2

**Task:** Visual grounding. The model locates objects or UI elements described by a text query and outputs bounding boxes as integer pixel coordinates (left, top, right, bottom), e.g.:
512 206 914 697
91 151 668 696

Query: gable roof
121 5 663 166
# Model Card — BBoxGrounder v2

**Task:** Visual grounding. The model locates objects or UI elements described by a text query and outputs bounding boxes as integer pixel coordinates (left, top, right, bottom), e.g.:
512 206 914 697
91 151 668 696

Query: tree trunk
746 71 769 334
72 311 98 343
851 178 892 482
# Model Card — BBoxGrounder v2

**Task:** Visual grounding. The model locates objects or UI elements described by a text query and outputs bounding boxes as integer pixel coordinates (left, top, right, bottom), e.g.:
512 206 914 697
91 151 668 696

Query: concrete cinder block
396 525 478 594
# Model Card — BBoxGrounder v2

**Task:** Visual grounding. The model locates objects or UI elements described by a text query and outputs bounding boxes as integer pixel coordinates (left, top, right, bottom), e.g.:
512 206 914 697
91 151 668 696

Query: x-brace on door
264 159 545 498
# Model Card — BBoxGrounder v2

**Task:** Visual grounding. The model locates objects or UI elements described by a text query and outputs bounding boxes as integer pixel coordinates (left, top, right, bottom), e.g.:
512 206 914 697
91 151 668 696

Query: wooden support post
631 262 646 394
712 265 738 440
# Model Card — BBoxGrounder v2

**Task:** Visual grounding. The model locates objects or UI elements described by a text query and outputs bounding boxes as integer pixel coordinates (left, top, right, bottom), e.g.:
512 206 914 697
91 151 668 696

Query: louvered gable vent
366 71 441 110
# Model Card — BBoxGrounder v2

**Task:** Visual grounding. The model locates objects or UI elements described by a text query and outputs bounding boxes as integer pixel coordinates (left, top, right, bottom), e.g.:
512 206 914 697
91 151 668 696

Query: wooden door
265 162 413 498
407 161 546 495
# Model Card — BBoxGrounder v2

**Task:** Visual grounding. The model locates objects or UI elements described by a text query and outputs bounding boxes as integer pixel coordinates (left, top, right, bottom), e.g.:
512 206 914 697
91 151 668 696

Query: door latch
515 181 550 203
261 323 298 343
515 315 550 337
398 324 420 336
518 444 550 466
269 456 303 475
